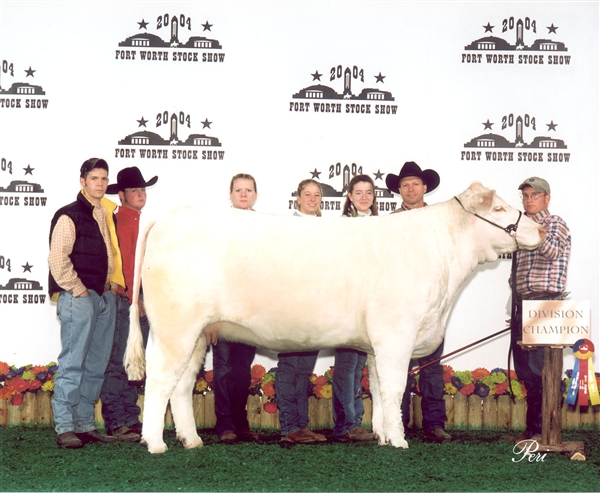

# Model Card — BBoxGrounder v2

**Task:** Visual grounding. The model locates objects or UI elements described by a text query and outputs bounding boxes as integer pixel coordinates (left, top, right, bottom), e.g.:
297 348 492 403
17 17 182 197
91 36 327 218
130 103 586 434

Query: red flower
360 375 370 392
12 378 30 393
314 375 327 386
205 370 213 385
10 393 23 406
263 401 278 414
495 381 509 395
28 380 42 391
251 364 266 380
362 366 369 376
459 382 475 396
313 384 324 398
262 381 275 397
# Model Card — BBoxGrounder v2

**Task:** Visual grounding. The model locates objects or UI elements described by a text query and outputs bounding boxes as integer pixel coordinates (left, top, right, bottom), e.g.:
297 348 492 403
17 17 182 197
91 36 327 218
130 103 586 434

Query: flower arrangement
0 361 58 405
441 365 525 399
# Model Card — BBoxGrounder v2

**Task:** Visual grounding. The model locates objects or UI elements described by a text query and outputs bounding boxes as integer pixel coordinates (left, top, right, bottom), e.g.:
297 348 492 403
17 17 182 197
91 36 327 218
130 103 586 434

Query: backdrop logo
0 159 47 207
289 64 397 115
0 257 46 305
115 111 224 161
461 113 569 163
116 14 224 63
462 16 570 65
289 164 398 214
0 60 48 109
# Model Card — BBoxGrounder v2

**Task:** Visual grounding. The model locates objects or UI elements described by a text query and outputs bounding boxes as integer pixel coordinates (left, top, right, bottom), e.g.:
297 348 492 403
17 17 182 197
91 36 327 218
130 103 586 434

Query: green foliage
1 426 598 492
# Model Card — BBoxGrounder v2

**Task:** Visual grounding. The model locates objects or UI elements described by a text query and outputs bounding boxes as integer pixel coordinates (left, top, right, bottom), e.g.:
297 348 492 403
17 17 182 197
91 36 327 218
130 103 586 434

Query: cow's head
457 182 545 260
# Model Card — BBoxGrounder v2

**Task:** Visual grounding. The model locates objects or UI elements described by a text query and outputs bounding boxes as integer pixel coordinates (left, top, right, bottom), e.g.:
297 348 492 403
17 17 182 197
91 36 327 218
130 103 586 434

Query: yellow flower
42 381 54 392
320 383 332 399
444 382 458 395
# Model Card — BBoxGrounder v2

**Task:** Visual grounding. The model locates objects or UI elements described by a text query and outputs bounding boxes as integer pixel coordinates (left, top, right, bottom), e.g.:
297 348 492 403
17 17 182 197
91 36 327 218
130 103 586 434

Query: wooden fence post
20 392 36 425
467 395 482 430
496 395 511 430
482 394 497 430
246 394 262 429
259 395 280 430
35 392 53 426
193 394 205 428
453 393 468 429
203 392 216 428
443 394 454 428
0 398 8 426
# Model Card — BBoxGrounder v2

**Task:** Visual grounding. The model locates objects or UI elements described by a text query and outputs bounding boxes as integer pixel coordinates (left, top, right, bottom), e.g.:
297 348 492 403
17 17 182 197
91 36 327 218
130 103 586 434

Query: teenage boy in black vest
48 158 125 448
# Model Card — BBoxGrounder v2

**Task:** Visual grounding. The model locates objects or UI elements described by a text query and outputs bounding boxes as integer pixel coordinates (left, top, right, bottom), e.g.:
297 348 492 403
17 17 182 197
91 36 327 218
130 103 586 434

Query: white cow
124 182 544 453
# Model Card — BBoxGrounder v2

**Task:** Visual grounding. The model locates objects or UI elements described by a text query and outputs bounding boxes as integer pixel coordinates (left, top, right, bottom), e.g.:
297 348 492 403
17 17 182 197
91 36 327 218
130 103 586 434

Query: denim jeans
52 290 116 435
275 351 318 435
332 348 367 436
100 294 150 431
212 340 256 437
401 340 446 432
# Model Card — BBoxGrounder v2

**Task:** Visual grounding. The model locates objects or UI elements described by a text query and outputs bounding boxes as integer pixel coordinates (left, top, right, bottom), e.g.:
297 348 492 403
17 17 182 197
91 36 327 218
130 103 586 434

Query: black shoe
76 429 119 444
57 431 84 449
108 425 141 443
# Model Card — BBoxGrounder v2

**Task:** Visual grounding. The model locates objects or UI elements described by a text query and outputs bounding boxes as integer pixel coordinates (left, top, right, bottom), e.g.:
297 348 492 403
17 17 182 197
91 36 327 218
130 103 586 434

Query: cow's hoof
179 435 204 449
143 439 168 454
391 437 409 449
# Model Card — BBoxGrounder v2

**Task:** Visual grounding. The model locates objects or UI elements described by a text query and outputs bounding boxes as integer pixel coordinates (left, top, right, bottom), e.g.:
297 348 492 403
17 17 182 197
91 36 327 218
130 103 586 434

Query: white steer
125 182 544 453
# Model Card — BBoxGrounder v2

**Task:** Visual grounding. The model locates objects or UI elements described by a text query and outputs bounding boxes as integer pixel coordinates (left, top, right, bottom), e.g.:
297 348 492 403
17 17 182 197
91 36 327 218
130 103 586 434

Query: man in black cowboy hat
386 161 451 443
100 166 158 442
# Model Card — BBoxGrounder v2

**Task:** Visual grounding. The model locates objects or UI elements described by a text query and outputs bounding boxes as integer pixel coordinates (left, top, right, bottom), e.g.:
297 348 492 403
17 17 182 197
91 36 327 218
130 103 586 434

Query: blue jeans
212 340 256 437
401 340 446 432
100 294 150 431
332 348 367 436
52 290 116 435
275 351 318 435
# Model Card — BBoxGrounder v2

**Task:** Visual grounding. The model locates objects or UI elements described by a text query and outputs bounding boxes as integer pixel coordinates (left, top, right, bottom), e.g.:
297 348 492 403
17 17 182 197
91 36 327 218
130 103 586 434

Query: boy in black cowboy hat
386 161 451 443
100 166 158 442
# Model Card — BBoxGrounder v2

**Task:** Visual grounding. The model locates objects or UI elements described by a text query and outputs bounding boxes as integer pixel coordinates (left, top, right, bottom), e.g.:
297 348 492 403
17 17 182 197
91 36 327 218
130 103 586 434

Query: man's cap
518 176 550 195
106 166 158 194
80 158 108 178
385 161 440 195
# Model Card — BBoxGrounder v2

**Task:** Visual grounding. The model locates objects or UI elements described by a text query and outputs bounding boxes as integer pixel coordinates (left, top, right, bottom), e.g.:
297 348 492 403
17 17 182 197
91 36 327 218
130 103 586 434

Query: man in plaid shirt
507 176 571 442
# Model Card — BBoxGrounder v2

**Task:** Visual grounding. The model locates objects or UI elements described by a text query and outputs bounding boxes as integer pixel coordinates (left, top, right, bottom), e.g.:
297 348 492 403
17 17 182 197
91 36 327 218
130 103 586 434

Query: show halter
566 339 600 407
454 196 522 248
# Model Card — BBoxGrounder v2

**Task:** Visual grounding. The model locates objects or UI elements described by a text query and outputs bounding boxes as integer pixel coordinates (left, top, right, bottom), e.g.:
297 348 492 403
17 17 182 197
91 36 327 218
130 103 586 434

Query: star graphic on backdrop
373 170 384 181
24 164 34 175
374 72 386 83
138 19 148 30
202 21 213 31
311 70 322 81
483 119 494 130
137 117 148 127
22 262 33 273
546 120 558 131
201 118 212 129
483 22 494 33
547 23 558 34
310 168 321 179
25 66 36 77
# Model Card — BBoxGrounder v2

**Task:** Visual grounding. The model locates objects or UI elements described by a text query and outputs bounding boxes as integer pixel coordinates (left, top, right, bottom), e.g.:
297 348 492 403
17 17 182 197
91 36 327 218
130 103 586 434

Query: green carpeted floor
1 426 598 492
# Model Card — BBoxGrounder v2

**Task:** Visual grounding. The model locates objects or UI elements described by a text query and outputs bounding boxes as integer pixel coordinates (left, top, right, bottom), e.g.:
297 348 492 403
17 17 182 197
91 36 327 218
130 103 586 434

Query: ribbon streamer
566 339 600 406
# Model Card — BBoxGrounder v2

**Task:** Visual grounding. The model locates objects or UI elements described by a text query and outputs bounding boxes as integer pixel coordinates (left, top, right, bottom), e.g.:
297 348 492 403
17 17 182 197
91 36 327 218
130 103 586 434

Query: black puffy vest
48 192 109 296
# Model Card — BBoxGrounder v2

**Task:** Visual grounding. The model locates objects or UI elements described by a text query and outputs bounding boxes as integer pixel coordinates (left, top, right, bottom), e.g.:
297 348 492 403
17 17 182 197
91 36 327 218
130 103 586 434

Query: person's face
520 186 550 215
348 181 374 213
80 168 108 203
230 178 257 210
120 187 147 212
297 183 322 215
399 176 427 208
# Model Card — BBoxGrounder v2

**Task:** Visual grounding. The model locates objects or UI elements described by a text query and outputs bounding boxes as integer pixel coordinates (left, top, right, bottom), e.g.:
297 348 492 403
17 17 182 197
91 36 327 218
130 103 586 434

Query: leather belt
518 291 561 301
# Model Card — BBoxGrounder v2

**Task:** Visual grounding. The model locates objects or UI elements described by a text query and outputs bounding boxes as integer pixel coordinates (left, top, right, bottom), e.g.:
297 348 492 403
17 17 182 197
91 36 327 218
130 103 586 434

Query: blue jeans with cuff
332 348 367 436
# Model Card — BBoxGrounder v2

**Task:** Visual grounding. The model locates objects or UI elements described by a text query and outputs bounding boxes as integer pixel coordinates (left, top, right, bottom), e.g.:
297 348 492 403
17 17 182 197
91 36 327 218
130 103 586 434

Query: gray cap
518 176 550 194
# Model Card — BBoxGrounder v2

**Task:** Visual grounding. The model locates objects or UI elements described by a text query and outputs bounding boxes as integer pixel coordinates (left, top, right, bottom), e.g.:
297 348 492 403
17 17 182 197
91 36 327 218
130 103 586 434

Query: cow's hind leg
170 338 207 449
366 354 384 444
142 322 204 453
372 344 410 448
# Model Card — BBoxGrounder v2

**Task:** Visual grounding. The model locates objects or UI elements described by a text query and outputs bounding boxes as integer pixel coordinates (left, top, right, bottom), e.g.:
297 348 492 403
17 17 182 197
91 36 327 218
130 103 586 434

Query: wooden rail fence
1 392 598 430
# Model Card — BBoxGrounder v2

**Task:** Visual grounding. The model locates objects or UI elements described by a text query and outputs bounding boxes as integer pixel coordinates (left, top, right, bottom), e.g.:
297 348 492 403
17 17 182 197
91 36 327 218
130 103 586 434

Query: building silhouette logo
462 16 570 66
289 64 397 116
0 258 46 305
289 163 398 214
461 113 570 163
0 61 48 109
0 161 47 207
116 14 224 63
115 110 224 161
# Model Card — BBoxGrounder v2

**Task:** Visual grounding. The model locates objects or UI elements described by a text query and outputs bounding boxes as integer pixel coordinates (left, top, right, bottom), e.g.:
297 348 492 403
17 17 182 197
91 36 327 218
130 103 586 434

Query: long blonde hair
295 179 323 217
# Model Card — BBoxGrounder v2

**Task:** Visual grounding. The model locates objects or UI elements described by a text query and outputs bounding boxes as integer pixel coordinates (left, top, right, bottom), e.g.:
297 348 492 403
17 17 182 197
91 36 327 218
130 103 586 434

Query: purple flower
475 383 490 398
565 369 573 378
451 376 464 390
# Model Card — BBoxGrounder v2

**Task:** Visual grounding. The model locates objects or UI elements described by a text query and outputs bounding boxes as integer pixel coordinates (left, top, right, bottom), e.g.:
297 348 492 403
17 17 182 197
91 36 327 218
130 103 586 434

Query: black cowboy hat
106 166 158 194
385 161 440 194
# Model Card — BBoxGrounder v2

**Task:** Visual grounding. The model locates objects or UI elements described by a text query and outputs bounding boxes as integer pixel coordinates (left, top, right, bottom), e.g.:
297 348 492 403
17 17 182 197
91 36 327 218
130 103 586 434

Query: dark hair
295 179 323 217
342 174 378 217
230 173 257 193
80 158 108 179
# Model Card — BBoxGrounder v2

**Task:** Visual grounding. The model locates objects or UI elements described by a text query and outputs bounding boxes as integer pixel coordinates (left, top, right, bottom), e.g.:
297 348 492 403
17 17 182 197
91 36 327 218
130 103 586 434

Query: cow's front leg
366 354 385 444
372 344 410 448
171 340 206 449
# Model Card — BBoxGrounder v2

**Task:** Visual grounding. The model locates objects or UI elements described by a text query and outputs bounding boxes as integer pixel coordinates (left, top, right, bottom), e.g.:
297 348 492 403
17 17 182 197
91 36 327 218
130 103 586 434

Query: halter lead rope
454 196 522 247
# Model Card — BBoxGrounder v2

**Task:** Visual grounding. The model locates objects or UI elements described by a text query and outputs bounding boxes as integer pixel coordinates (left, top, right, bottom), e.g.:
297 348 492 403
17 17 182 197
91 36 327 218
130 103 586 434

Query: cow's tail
124 218 156 381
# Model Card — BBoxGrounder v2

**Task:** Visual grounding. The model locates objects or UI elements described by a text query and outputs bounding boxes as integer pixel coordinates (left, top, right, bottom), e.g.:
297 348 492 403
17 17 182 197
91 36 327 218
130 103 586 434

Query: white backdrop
0 1 598 375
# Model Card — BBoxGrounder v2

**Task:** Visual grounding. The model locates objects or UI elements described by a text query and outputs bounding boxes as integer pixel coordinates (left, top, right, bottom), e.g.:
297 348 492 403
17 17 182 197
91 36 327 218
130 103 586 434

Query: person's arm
537 215 570 260
48 215 88 297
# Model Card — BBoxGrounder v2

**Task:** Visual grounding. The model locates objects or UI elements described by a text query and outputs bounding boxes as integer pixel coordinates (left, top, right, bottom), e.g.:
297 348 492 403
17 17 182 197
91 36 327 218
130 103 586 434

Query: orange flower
262 381 275 397
313 384 324 398
314 375 327 386
471 367 491 380
31 365 48 374
205 370 213 384
0 385 14 399
0 361 10 375
251 364 266 380
360 375 369 392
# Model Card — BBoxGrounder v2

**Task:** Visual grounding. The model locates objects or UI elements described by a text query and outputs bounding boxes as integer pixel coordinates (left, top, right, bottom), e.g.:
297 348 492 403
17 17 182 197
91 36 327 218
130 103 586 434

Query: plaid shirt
512 209 571 297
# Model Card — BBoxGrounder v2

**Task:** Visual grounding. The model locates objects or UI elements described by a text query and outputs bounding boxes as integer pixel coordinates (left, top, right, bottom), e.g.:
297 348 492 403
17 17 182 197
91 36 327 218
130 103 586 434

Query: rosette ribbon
566 339 600 406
